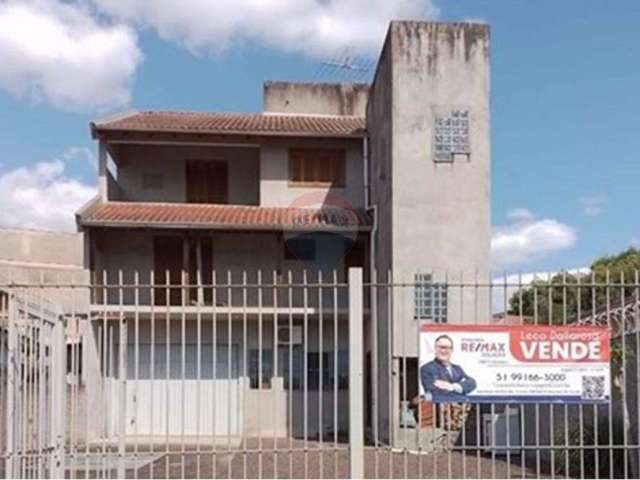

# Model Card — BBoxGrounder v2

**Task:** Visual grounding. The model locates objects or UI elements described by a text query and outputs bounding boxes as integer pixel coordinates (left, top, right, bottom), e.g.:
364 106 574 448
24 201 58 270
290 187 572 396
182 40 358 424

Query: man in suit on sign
420 334 477 402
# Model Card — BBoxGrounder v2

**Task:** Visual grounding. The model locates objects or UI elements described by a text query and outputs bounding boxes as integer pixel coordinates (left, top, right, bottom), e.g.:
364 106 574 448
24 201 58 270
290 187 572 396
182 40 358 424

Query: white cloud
0 0 141 111
0 149 96 232
61 145 96 170
578 194 606 217
491 209 577 271
91 0 439 58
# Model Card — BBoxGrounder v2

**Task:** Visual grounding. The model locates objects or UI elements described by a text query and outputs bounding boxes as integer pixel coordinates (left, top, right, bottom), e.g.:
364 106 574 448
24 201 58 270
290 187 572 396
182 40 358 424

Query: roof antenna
313 47 373 83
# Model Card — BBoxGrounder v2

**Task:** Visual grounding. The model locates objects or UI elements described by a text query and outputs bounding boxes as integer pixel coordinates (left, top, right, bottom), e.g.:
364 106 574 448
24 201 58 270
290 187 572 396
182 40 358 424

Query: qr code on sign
582 375 606 400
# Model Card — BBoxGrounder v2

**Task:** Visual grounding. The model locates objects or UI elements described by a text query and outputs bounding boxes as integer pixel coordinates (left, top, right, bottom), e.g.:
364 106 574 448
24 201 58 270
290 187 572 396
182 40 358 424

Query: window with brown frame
288 149 346 187
186 160 228 204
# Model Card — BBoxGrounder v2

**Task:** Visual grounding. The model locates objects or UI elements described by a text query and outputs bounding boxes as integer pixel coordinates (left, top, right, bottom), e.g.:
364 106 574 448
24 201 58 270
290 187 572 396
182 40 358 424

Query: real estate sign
419 324 611 403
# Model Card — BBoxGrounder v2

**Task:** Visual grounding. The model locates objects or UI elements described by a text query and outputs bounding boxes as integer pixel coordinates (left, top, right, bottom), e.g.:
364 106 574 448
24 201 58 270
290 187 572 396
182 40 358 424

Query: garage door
124 343 242 436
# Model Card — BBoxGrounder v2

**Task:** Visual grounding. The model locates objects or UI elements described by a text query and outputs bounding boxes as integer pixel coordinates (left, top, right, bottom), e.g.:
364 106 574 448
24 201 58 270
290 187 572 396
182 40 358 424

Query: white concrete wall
368 22 492 355
264 81 369 117
366 21 492 445
390 22 491 352
0 228 89 313
0 228 83 266
365 30 395 444
115 144 260 204
259 138 364 209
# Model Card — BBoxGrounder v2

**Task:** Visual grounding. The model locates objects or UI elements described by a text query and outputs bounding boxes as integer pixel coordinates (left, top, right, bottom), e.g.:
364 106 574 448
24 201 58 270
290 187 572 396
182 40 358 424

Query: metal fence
1 290 66 479
0 268 639 479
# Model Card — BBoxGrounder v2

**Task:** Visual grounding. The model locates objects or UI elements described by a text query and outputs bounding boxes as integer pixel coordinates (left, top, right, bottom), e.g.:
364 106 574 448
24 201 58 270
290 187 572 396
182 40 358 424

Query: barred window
414 273 448 322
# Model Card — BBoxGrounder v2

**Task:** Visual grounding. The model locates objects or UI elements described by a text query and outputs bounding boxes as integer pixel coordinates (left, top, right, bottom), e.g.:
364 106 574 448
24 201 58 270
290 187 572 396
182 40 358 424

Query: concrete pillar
348 267 364 477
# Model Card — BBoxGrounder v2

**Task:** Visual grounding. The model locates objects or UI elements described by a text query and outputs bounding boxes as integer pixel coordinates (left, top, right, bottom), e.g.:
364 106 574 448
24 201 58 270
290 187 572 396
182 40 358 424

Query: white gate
2 291 66 479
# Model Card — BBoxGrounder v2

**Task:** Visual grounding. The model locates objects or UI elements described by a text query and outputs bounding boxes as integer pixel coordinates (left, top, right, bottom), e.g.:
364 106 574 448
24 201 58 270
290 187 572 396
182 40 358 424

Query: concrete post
348 267 364 478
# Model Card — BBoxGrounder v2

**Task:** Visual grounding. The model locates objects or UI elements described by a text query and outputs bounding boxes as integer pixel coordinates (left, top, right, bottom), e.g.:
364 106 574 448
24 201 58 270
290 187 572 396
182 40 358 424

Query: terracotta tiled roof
92 111 366 138
78 202 372 232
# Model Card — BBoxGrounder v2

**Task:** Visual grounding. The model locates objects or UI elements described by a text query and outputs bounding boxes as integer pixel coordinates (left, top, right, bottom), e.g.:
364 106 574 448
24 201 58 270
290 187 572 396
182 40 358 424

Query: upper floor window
186 160 228 204
288 149 346 188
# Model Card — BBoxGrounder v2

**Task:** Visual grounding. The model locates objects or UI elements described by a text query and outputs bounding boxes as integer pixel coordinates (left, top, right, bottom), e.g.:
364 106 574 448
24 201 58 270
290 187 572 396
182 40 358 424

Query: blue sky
0 0 638 275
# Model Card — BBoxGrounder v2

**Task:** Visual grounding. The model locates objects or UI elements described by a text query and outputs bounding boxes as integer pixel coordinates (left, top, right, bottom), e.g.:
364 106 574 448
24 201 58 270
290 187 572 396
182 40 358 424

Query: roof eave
92 127 365 141
77 220 371 233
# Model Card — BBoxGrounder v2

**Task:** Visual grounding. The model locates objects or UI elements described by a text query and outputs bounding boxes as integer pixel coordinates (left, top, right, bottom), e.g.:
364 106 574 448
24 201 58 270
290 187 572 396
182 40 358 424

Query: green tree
508 247 640 325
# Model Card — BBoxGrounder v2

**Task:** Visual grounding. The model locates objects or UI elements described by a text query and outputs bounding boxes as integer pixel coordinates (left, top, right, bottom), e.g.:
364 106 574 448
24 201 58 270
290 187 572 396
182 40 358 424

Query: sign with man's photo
419 324 611 404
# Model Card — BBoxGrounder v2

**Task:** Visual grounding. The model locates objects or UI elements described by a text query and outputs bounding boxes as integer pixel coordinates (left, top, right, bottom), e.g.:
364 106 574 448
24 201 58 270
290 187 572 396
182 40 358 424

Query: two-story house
77 21 491 445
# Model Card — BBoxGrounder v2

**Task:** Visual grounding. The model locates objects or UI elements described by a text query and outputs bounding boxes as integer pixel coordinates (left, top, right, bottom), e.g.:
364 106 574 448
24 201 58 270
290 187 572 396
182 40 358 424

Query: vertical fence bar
117 270 127 479
181 254 187 480
0 295 5 478
577 272 585 480
548 271 555 479
6 293 16 479
621 271 628 480
533 281 541 478
212 269 218 479
332 270 339 479
257 269 263 479
70 279 78 480
518 272 526 480
287 270 294 478
226 270 232 479
108 322 115 479
196 264 202 480
242 270 248 479
400 270 407 479
134 270 140 480
348 267 364 478
430 269 437 480
592 270 599 480
475 269 481 479
562 271 569 480
164 269 171 479
303 270 309 478
272 269 279 477
606 269 613 480
50 318 66 479
149 269 156 480
318 270 324 480
38 275 46 480
461 270 467 480
371 268 379 480
99 273 107 478
635 269 640 480
387 270 393 479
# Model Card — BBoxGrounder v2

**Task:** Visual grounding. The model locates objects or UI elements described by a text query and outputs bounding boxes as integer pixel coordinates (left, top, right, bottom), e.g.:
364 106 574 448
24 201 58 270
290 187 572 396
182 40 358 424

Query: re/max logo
460 342 506 353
